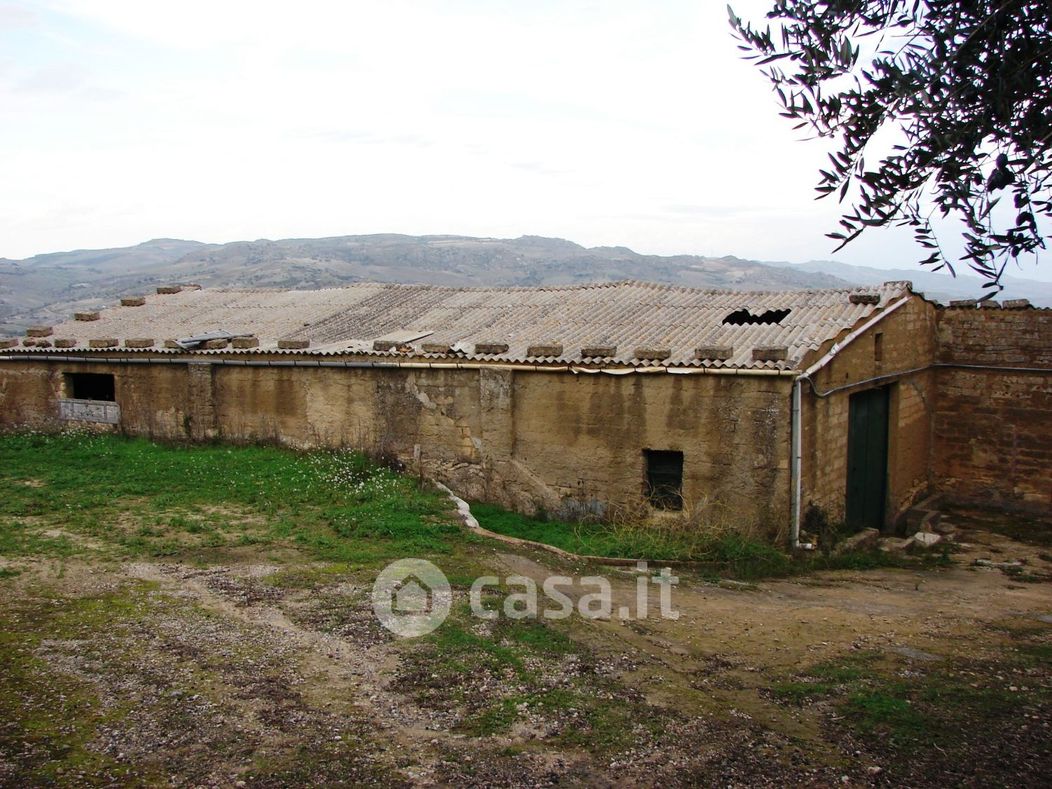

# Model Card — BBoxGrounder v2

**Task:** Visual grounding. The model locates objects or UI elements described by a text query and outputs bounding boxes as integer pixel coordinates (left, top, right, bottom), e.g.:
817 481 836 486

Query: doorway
845 386 889 530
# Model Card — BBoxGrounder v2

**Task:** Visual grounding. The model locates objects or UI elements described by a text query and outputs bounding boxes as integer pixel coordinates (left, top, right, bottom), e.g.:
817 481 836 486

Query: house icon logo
372 559 451 637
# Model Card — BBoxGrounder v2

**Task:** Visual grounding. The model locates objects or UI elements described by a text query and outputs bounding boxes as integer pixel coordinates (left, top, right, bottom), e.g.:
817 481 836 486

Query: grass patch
0 431 462 567
398 600 653 752
471 502 915 580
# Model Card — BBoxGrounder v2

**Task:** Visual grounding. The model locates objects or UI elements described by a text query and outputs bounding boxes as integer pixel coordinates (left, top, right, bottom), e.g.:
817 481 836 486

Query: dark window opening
65 373 115 402
722 308 791 326
644 450 683 510
874 332 884 362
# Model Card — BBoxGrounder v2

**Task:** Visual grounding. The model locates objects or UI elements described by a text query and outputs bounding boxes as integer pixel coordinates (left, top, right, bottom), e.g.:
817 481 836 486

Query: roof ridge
179 279 912 299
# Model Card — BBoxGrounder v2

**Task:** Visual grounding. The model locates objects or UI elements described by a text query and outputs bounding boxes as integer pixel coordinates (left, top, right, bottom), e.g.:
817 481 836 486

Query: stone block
849 293 880 305
695 346 733 361
581 345 617 358
124 338 155 348
634 347 671 360
202 339 229 350
0 338 18 349
27 326 53 337
156 285 182 294
473 342 509 355
752 347 788 362
834 527 880 555
120 296 146 307
1003 298 1031 309
89 338 119 348
74 311 100 321
53 338 77 348
277 339 310 350
421 342 452 354
231 336 259 349
526 343 563 357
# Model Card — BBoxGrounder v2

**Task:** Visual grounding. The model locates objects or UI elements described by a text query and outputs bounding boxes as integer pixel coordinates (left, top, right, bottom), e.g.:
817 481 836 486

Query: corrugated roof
6 280 914 370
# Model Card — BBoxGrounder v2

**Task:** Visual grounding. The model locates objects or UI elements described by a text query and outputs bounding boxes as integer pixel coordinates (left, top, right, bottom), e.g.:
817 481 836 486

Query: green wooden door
845 386 889 530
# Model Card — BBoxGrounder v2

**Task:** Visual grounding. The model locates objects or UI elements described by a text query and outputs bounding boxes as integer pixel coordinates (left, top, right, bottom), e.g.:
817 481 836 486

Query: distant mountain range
1 234 1048 334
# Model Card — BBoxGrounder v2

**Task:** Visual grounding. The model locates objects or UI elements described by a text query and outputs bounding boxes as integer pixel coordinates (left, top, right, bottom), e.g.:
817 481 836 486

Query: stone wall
802 296 938 526
0 359 794 532
934 306 1052 515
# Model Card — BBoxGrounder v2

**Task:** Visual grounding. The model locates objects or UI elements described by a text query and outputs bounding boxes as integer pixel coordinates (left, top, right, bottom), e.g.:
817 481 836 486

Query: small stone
909 532 942 549
834 528 880 555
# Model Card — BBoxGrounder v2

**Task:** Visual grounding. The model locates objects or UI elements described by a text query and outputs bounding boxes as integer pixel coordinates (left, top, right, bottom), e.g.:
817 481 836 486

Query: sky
2 0 1049 282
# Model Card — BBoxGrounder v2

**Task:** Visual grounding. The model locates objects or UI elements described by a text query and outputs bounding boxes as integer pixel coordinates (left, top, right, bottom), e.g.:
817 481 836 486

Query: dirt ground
1 516 1051 787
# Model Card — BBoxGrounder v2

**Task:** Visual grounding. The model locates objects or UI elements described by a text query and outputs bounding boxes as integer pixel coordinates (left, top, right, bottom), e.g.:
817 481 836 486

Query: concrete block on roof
581 345 617 358
156 285 182 294
124 338 155 348
89 338 119 348
752 347 788 362
53 338 77 348
421 342 452 354
526 343 563 357
202 339 229 350
27 326 53 337
1003 298 1031 309
695 346 733 361
474 342 509 355
74 311 100 321
949 298 977 308
231 336 259 349
849 293 880 305
373 340 397 351
278 339 310 350
0 338 18 349
121 296 146 307
34 339 52 348
164 339 181 348
634 347 671 360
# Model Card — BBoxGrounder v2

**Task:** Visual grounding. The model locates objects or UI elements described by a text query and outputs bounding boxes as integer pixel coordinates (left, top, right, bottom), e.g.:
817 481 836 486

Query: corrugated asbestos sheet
10 280 913 370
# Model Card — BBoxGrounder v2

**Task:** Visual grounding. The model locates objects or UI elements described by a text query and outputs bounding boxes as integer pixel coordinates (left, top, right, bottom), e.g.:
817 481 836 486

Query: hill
2 233 1047 334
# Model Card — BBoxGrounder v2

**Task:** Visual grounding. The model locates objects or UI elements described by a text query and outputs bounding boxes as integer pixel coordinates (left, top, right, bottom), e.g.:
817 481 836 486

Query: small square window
65 372 115 402
644 449 683 510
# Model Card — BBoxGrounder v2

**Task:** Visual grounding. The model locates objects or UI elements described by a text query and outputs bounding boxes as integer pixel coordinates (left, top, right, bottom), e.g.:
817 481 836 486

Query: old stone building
1 280 1049 541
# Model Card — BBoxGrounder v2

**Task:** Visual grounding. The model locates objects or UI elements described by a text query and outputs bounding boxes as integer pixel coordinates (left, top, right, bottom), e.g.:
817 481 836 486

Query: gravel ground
1 519 1051 787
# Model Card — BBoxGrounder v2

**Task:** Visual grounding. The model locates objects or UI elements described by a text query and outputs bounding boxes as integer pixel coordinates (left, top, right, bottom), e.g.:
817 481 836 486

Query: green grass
470 502 913 579
398 600 654 751
0 431 462 567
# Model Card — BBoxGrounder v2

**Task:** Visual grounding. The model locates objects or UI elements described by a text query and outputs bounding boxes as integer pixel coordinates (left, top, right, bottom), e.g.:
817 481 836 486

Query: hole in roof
722 308 791 326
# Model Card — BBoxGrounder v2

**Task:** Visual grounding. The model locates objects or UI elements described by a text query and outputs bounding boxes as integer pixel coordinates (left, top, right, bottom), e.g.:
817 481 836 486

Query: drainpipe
789 377 809 550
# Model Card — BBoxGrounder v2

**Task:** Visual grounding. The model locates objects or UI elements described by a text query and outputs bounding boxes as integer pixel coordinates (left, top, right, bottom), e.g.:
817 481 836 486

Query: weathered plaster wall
803 296 938 526
0 359 794 531
934 307 1052 515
